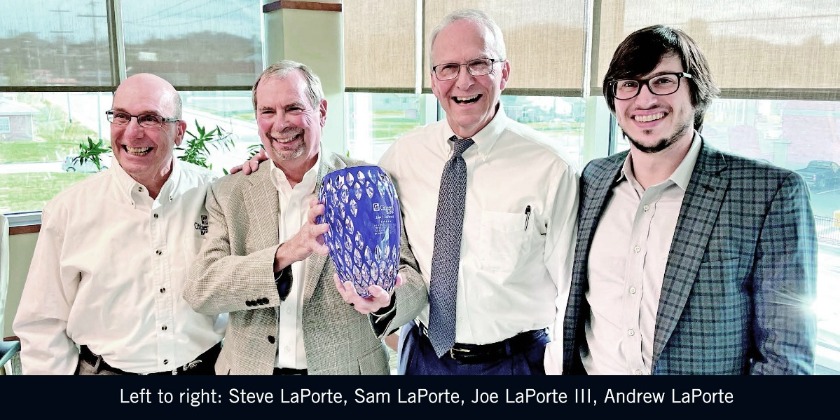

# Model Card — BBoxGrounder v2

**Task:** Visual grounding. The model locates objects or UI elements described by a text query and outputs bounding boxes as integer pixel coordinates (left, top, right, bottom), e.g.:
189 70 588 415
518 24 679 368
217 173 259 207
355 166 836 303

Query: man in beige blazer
185 60 417 375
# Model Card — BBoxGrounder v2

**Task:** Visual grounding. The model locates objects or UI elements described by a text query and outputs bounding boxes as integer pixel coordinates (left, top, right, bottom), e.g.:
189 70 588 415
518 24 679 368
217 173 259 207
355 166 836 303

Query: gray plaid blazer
562 140 817 374
184 153 390 375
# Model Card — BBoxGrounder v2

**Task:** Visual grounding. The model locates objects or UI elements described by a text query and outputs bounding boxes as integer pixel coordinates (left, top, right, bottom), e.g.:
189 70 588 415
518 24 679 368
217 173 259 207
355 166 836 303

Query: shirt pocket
478 211 531 272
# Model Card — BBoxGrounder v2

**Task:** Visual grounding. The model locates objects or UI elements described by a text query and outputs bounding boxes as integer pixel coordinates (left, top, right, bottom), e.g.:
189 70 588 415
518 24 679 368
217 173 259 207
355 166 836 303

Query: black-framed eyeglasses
611 72 693 100
105 110 179 128
432 58 503 81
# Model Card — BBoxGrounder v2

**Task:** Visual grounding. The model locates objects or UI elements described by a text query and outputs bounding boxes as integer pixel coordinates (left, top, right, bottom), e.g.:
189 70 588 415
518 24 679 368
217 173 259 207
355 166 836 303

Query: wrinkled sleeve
13 202 79 374
543 162 580 375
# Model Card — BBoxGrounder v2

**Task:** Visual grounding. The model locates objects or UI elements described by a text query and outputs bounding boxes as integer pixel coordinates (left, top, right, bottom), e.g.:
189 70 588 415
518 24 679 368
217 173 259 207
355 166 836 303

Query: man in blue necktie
338 9 579 375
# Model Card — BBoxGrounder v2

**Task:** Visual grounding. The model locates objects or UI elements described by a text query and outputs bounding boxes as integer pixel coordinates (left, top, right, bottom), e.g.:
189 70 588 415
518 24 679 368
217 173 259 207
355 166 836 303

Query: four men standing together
13 9 817 375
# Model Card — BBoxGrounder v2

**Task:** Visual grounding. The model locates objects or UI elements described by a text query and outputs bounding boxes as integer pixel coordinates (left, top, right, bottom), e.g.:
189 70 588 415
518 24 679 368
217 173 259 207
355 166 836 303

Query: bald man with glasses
14 73 225 375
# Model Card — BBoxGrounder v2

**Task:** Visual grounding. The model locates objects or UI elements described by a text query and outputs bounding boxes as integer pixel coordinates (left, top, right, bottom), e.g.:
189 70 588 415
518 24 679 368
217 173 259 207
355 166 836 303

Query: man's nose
124 117 145 136
634 82 658 103
272 112 290 130
454 65 475 89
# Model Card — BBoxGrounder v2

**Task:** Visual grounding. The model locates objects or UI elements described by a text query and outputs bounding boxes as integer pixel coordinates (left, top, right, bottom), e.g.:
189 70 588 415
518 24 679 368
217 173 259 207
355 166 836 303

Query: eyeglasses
105 110 179 128
432 58 503 81
611 72 693 100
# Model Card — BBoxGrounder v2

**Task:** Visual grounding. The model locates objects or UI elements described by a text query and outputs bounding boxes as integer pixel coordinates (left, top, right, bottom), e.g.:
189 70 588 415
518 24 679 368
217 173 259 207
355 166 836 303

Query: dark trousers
397 322 548 375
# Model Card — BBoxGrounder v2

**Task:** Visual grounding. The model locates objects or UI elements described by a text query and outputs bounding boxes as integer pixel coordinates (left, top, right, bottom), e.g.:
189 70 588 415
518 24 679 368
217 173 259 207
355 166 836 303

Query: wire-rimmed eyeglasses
105 110 179 128
432 58 503 81
611 72 693 100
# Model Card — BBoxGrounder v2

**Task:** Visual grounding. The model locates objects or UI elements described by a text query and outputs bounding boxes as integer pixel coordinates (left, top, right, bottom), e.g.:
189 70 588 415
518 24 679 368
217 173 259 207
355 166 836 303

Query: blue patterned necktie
428 136 474 357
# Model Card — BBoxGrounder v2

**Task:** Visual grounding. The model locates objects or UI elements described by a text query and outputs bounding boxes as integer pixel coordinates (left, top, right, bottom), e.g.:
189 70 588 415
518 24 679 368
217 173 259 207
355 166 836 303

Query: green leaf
177 119 236 170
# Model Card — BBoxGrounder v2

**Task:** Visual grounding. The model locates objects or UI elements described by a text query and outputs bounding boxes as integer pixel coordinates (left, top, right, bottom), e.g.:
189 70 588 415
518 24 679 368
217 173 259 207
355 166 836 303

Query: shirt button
161 325 167 331
163 359 169 365
628 329 635 336
643 204 650 212
629 287 637 294
160 288 166 293
156 250 162 255
138 186 144 192
633 245 641 253
153 213 159 219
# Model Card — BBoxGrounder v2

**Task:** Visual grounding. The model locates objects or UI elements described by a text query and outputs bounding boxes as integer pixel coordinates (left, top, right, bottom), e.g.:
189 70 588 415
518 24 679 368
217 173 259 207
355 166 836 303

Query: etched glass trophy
318 166 400 297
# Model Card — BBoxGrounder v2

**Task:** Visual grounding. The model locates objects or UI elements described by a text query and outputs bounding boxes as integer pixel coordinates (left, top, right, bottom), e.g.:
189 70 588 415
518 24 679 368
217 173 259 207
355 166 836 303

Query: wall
262 0 346 155
3 232 36 338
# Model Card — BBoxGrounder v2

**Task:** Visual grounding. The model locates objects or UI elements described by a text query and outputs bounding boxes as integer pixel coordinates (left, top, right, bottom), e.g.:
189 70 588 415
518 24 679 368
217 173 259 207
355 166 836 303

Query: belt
419 324 546 364
273 367 308 375
79 342 221 375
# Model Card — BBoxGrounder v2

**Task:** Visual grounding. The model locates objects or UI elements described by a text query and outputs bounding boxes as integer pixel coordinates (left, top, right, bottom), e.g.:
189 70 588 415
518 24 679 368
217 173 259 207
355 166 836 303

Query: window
0 0 262 214
500 96 587 168
346 92 435 163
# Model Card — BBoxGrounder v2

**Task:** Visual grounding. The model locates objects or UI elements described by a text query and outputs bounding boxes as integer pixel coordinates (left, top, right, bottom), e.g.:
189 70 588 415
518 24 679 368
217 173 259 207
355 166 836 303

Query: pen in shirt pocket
524 205 531 231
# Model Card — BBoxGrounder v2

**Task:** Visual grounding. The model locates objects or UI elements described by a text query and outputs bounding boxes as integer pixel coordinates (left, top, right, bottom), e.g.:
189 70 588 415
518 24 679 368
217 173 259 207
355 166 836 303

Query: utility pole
78 1 107 139
50 8 73 122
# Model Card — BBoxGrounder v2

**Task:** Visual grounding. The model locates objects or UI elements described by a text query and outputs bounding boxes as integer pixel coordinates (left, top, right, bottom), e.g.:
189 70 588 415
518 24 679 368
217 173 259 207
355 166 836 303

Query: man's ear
174 120 187 146
319 99 328 127
499 60 511 91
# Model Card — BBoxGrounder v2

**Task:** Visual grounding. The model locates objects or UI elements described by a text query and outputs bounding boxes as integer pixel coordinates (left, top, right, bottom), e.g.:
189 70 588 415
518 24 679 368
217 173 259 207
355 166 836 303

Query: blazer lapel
245 163 280 249
569 153 624 366
301 153 348 304
578 156 625 267
652 143 729 367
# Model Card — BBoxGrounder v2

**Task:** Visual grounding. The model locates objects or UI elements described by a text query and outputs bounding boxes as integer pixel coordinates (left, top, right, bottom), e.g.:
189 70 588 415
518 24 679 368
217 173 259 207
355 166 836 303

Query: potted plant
177 120 236 172
71 136 111 172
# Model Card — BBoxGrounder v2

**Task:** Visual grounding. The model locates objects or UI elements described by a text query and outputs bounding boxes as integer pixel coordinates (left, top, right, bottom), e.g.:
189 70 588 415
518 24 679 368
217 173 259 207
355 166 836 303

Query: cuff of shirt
369 293 397 335
274 265 293 301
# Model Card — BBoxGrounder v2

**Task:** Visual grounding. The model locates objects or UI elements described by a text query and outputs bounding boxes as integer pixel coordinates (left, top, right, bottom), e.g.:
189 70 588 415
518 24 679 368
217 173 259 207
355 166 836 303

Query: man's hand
274 198 329 271
229 149 268 175
334 273 403 315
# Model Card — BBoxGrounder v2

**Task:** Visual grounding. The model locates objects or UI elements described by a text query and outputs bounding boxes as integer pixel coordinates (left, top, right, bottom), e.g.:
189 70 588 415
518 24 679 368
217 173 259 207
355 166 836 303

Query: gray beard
624 120 692 154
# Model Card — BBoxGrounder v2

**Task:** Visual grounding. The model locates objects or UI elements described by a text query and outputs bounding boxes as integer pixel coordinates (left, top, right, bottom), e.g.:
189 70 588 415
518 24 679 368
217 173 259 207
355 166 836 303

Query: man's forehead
638 54 683 76
256 77 309 107
114 85 174 112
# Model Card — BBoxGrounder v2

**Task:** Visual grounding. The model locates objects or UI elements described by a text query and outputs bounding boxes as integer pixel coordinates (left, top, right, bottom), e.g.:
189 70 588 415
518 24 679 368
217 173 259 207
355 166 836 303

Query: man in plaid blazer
560 25 817 375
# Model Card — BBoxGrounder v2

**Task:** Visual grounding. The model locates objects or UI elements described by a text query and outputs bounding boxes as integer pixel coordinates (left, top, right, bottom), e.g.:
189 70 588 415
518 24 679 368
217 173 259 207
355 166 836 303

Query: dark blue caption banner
1 375 834 415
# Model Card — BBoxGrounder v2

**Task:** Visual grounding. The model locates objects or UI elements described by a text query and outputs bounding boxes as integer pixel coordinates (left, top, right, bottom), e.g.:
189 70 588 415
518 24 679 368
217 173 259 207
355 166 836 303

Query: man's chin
269 147 305 162
626 133 674 154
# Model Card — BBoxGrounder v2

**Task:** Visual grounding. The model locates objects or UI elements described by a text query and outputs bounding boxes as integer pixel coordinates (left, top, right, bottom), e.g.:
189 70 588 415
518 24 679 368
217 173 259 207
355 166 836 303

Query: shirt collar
441 103 506 161
670 130 702 190
269 150 322 194
618 130 702 191
111 158 180 206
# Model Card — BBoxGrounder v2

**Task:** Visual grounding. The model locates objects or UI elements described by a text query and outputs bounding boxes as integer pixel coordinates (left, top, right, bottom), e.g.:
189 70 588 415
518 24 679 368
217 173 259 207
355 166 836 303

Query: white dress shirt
269 154 321 370
13 160 226 374
379 107 578 360
583 135 701 374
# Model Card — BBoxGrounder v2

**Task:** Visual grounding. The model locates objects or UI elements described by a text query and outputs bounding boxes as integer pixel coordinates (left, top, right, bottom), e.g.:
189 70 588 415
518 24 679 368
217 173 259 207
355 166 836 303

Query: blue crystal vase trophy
319 166 400 297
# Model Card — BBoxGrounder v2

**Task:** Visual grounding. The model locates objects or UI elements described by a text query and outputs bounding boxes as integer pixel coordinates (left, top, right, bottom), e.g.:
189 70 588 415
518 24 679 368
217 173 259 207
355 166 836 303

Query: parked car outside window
61 155 110 173
796 160 840 192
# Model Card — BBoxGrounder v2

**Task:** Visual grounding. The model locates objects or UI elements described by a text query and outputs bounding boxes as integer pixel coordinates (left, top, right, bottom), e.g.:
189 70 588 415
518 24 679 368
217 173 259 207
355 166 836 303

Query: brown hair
603 25 720 130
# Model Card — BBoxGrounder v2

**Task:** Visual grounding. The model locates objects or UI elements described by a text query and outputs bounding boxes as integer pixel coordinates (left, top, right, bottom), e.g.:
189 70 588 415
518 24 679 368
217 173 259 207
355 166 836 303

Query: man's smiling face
614 54 695 154
430 19 509 139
